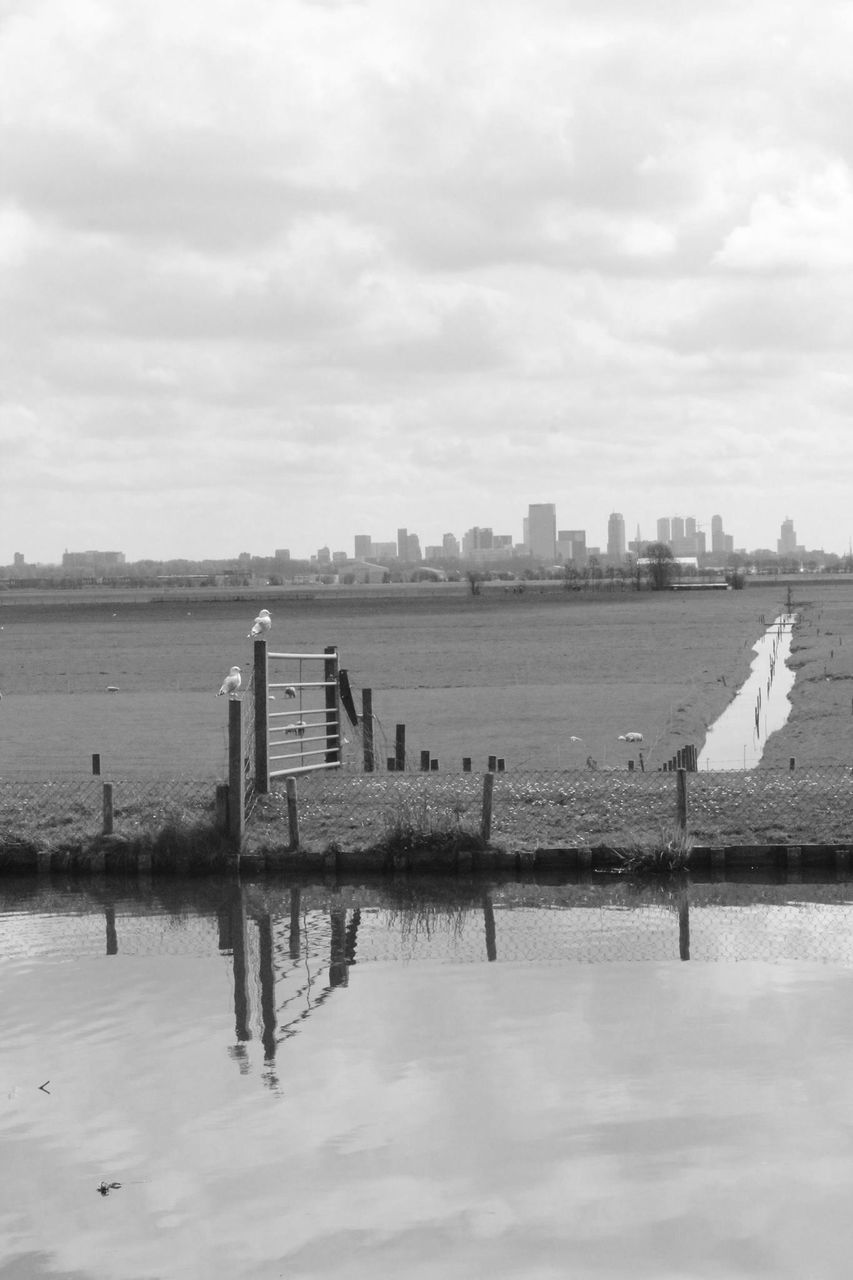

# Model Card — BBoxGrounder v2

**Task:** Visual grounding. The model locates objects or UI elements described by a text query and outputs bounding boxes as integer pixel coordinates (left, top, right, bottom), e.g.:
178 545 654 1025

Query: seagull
283 686 297 699
217 666 242 698
569 735 583 743
618 732 643 743
248 609 272 639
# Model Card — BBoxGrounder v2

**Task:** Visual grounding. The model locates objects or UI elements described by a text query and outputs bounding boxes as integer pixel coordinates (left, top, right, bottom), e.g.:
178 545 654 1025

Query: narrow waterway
698 613 797 770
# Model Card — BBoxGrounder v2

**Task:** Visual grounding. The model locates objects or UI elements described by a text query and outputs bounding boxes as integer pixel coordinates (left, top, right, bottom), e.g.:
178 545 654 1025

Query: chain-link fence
3 765 853 858
250 765 853 852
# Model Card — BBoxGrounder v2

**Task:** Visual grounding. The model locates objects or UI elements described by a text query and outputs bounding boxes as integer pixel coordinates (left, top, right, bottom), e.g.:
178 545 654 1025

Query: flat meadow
0 580 799 782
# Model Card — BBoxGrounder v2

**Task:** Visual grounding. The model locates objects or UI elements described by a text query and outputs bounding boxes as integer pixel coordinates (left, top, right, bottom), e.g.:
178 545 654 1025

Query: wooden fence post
481 771 495 844
420 750 430 772
215 784 229 832
102 782 114 836
462 757 472 772
92 753 101 776
254 638 269 794
395 724 406 772
324 646 341 766
676 767 688 831
228 698 245 846
488 754 497 772
286 776 300 851
361 689 375 772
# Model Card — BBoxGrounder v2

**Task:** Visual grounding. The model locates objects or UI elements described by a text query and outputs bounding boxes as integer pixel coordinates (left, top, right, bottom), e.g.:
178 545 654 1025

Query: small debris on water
97 1181 122 1196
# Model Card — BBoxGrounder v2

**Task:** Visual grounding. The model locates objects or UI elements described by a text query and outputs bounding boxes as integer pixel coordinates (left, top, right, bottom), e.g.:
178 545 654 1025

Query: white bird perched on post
248 609 271 639
618 732 643 743
217 666 242 698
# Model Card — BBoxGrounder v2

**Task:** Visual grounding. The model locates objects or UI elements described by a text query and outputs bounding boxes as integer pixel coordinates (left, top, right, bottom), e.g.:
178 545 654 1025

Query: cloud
1 0 852 559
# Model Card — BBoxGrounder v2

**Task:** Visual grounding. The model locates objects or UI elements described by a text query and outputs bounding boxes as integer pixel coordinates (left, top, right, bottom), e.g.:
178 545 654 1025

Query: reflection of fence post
676 768 688 830
228 698 245 846
254 639 269 794
481 771 495 844
362 689 374 772
324 645 340 766
678 891 690 961
286 777 300 851
483 893 497 962
102 783 114 835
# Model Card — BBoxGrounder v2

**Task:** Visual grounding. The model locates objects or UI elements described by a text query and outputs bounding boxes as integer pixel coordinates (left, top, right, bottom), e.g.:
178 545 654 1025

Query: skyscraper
607 512 626 562
656 517 671 545
528 504 557 563
778 518 797 556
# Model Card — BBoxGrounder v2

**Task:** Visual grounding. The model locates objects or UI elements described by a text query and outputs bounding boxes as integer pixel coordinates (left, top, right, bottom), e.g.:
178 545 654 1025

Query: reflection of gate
253 641 341 790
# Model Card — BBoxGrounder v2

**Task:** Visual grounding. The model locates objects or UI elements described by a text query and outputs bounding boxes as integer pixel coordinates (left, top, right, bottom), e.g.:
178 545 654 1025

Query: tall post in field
254 638 269 794
676 767 688 831
102 782 114 836
395 724 406 772
228 697 245 846
324 645 340 766
481 771 495 844
361 688 375 772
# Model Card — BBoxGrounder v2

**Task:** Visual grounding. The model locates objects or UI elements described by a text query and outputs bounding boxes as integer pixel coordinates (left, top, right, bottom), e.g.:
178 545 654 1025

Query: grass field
0 581 796 779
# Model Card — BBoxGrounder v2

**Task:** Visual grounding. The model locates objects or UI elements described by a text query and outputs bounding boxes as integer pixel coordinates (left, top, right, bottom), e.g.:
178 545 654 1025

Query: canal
4 874 853 1279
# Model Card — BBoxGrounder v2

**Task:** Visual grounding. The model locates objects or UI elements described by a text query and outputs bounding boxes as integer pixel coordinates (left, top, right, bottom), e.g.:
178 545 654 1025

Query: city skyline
2 3 852 563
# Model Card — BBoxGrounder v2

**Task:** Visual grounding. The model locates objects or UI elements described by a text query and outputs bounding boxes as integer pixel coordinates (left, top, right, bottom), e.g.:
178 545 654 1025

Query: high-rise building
656 517 671 545
710 515 726 556
397 528 408 561
406 533 421 562
558 529 587 565
778 518 797 557
528 503 557 563
442 533 460 559
671 516 685 543
462 527 494 555
607 512 626 562
354 534 372 560
685 516 697 539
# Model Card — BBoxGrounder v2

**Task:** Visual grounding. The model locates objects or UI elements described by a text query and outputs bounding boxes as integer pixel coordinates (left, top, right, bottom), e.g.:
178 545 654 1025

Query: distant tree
644 542 675 591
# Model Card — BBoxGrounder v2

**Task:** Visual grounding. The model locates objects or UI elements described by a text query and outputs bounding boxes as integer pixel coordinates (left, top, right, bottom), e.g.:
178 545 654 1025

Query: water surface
3 877 853 1279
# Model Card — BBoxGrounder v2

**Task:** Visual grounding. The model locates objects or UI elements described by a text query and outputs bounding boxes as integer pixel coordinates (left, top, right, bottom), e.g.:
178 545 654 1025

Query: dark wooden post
789 757 796 771
627 759 634 772
324 645 340 766
104 906 117 956
488 754 497 772
102 782 114 835
483 894 497 962
254 638 269 794
289 886 301 960
286 776 300 851
497 758 505 772
481 771 495 844
228 697 245 846
676 767 688 830
462 757 472 772
361 688 375 772
258 913 277 1061
395 724 406 771
91 753 101 776
420 750 430 772
387 757 396 771
230 888 251 1044
678 891 690 961
215 783 229 832
430 758 439 771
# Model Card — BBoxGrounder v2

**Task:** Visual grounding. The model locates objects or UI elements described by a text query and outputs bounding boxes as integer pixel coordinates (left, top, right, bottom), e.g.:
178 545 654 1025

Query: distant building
778 518 798 557
442 533 460 559
406 532 421 562
462 527 493 555
607 512 626 562
557 529 587 565
656 517 671 545
528 503 556 563
353 534 372 560
397 528 409 561
274 548 291 561
62 550 126 571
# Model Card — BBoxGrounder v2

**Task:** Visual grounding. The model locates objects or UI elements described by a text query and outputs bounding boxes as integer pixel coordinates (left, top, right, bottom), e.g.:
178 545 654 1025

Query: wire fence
4 765 853 854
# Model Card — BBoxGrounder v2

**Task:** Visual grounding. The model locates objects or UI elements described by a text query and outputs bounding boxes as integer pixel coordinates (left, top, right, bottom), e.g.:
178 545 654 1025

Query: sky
2 0 852 564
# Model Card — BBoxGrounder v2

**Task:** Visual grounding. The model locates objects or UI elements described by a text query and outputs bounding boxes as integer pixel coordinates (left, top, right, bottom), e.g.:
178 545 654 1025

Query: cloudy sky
2 0 852 564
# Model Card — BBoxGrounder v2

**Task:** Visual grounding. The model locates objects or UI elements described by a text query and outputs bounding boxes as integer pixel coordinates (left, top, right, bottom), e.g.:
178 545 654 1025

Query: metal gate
253 641 341 789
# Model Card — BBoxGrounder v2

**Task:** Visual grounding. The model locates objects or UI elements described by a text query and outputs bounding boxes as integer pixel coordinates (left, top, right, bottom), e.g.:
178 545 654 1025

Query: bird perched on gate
618 732 643 743
217 666 242 698
248 609 271 639
283 686 297 699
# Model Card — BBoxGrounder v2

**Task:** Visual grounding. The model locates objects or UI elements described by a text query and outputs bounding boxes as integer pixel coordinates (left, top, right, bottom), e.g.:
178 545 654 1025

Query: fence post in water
227 698 245 846
488 754 497 772
430 758 439 771
462 757 472 772
92 753 101 776
324 646 341 766
386 757 395 772
361 689 375 772
481 771 495 844
628 759 634 772
102 782 114 836
254 639 269 794
789 757 796 771
395 724 406 772
285 776 300 851
676 768 688 831
420 750 430 772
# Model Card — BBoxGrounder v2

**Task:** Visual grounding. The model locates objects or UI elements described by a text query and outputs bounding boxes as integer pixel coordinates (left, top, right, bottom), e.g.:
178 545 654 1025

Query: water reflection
6 876 853 1279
